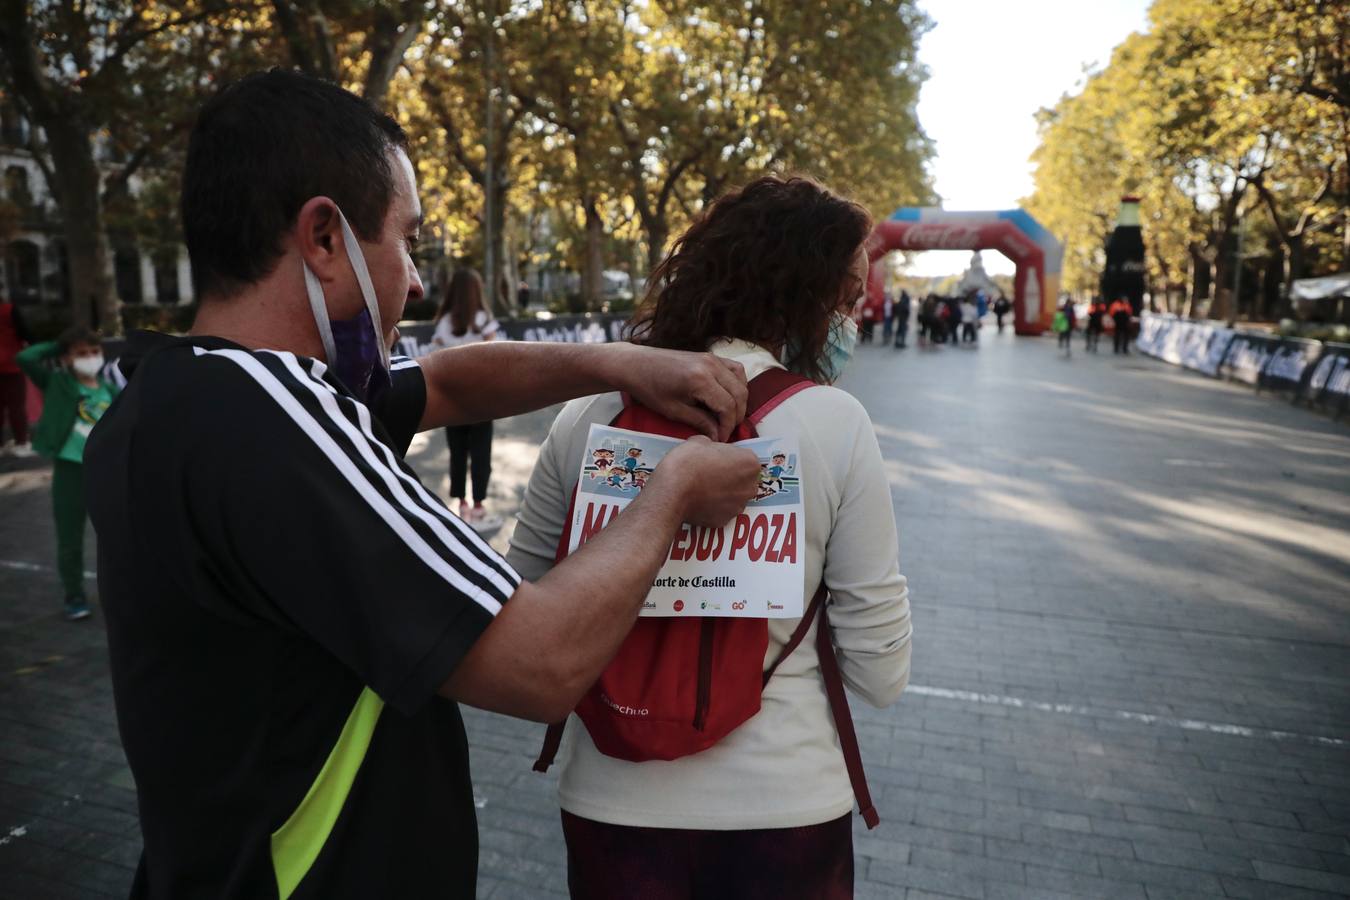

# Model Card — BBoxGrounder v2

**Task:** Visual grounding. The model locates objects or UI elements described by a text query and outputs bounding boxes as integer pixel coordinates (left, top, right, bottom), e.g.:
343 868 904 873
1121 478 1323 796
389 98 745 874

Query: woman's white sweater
506 339 912 829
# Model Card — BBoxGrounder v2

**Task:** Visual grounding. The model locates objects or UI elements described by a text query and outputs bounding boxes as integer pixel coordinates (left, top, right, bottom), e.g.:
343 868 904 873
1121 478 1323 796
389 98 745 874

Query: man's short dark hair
182 69 409 299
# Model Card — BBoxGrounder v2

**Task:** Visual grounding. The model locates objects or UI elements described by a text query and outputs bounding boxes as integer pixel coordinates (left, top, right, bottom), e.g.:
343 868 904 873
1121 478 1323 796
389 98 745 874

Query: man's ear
295 197 343 281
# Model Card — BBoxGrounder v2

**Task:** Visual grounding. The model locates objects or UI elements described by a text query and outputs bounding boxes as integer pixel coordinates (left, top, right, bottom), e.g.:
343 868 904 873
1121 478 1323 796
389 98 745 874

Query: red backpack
533 367 880 829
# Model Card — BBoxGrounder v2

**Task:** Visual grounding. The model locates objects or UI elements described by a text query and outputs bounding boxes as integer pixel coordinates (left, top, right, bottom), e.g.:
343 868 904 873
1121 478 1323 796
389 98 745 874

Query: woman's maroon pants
561 810 854 899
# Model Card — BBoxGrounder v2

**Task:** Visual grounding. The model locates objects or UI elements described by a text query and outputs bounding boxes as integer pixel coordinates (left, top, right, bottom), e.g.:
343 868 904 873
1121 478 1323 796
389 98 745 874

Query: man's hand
442 438 762 722
609 345 749 441
649 436 762 527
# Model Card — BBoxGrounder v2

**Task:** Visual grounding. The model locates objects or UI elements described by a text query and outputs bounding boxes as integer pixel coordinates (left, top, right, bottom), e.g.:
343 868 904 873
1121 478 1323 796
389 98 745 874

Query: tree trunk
502 227 520 312
1263 241 1284 321
645 217 669 274
362 4 424 108
582 197 604 309
1187 247 1210 319
45 122 117 332
1211 230 1234 322
271 0 339 80
485 175 512 316
0 7 116 331
1342 205 1349 271
1280 234 1304 321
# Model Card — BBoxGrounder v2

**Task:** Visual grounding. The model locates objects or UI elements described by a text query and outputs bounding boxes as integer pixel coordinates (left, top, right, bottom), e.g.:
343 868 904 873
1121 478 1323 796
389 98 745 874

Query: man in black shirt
85 70 761 899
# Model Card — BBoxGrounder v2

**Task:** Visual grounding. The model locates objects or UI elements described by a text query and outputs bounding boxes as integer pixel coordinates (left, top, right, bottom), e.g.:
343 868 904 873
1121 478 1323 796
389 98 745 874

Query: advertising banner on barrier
1259 337 1323 396
1136 314 1170 355
1303 343 1350 414
99 313 630 387
566 423 805 618
1137 314 1235 376
1175 322 1233 376
1219 332 1282 386
396 313 627 357
1109 314 1348 416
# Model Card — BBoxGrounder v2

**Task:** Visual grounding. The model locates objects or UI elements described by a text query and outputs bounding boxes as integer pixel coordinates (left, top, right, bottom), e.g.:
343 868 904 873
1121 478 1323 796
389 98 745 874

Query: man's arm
417 341 748 441
441 436 762 722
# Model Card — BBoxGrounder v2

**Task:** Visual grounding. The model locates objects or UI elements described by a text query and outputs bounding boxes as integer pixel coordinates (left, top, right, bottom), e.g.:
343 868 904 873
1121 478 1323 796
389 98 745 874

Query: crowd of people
855 288 1139 361
1053 295 1136 358
855 289 1010 349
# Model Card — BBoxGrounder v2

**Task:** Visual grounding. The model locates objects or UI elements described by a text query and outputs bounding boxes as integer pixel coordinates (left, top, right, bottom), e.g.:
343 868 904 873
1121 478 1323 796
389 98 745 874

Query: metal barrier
1139 313 1347 417
97 313 632 387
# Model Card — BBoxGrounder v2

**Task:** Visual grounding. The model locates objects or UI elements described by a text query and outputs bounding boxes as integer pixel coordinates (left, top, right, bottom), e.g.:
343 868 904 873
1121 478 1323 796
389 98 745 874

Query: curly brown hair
629 174 873 384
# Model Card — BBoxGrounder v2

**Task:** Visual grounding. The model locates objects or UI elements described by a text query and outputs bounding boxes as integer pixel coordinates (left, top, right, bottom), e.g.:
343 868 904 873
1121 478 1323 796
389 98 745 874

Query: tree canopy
1 0 936 328
1025 0 1347 321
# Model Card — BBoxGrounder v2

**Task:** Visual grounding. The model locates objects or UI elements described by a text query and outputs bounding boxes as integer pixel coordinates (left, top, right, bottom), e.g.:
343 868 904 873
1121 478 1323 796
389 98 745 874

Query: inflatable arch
867 208 1064 335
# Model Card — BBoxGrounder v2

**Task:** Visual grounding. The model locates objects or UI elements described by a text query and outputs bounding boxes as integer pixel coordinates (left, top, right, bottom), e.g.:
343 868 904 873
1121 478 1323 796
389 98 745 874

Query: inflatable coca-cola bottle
1100 196 1147 314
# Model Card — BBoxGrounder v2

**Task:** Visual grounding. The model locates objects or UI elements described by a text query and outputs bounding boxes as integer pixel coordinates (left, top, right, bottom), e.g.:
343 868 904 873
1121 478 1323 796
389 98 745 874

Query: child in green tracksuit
16 327 118 620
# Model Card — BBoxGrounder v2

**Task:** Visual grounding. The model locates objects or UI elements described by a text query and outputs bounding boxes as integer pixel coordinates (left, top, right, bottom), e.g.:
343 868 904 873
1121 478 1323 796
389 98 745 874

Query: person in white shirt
960 297 979 344
507 174 912 898
432 268 503 531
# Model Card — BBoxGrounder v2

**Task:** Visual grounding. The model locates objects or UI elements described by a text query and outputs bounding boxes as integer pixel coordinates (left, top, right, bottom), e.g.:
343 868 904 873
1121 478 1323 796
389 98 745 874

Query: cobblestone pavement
2 332 1348 899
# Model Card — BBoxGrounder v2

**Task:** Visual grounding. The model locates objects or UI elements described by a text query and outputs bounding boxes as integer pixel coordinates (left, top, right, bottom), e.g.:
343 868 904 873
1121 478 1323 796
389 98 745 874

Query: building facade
1 103 194 322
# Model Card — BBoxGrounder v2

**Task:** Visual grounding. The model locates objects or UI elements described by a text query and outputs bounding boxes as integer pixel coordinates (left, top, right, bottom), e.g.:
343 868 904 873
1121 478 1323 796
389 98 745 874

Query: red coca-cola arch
865 209 1063 335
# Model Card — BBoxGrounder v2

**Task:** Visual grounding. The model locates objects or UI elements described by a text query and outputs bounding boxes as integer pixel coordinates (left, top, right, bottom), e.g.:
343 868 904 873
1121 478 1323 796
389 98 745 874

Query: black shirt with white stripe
86 332 519 898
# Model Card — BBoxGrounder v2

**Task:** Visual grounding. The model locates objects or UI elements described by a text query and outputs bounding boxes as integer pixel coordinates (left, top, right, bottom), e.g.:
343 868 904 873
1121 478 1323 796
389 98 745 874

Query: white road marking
0 559 96 579
0 824 29 846
906 684 1348 748
4 556 1343 749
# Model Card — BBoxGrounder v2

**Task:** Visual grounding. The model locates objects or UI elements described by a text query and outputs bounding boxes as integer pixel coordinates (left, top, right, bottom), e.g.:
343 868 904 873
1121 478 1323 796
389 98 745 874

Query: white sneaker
468 506 503 533
9 443 35 458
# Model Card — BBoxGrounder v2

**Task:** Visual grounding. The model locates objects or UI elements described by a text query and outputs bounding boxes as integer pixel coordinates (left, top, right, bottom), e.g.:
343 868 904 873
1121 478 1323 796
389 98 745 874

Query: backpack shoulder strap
816 603 880 829
624 367 814 430
763 585 827 685
534 720 566 773
762 586 880 829
748 367 880 825
746 367 816 427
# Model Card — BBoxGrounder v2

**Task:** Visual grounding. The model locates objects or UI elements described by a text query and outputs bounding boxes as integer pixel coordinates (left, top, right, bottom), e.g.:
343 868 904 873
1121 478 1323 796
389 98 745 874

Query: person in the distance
432 267 503 532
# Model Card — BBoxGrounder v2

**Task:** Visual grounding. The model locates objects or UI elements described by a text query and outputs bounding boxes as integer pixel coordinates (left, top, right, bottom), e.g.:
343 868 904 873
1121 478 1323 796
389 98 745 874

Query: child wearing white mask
17 326 118 620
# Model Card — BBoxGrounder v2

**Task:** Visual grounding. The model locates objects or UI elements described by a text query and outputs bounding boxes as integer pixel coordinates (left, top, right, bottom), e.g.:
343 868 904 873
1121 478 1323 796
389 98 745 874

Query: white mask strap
303 261 338 366
336 210 390 369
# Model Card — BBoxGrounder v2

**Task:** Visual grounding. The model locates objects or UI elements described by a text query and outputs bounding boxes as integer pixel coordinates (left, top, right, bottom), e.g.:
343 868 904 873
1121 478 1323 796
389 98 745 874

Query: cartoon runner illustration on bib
589 448 615 479
622 447 643 485
767 452 790 493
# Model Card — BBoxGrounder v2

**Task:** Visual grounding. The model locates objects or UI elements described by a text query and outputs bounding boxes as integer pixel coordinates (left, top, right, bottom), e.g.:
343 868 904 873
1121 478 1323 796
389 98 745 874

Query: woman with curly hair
507 174 912 899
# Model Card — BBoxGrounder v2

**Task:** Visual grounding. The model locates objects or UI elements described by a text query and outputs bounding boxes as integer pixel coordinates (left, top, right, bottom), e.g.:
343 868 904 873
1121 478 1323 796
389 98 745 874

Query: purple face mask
302 207 392 405
329 307 392 406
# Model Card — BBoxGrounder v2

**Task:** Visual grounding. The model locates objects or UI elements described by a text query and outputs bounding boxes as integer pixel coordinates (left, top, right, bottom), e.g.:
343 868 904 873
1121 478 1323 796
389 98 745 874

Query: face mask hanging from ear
820 311 859 384
783 311 859 384
302 207 392 406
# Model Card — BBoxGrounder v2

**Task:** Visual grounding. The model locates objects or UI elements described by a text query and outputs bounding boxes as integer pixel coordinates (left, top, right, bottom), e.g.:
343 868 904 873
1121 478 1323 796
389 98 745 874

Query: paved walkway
1 332 1348 898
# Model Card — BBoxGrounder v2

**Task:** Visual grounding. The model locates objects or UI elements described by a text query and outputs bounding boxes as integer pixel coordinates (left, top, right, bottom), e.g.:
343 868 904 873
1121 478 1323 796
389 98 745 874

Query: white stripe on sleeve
280 354 518 592
193 347 507 615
